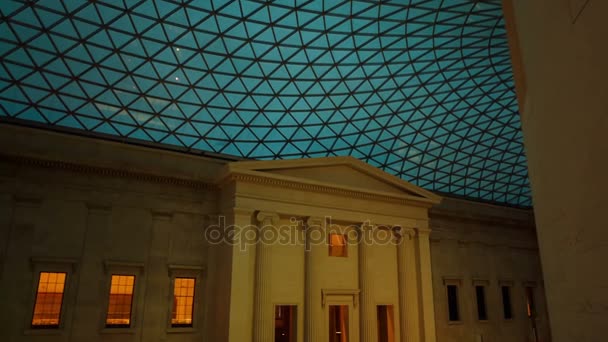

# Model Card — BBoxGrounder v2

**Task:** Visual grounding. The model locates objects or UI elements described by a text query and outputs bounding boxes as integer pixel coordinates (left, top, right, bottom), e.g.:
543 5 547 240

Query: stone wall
430 198 550 342
506 0 608 340
0 124 548 342
0 124 223 342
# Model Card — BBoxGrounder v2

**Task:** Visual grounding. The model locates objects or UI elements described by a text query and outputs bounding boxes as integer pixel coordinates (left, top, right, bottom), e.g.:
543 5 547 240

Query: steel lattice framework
0 0 531 206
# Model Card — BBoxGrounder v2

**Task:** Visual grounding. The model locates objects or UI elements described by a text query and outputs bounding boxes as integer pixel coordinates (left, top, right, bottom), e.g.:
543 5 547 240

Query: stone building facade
0 124 549 342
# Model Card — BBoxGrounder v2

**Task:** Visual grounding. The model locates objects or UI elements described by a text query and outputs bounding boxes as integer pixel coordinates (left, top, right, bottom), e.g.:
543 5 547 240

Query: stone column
415 222 436 342
140 210 173 341
305 216 324 342
396 227 420 342
71 202 112 339
359 222 375 342
253 211 279 342
225 208 256 342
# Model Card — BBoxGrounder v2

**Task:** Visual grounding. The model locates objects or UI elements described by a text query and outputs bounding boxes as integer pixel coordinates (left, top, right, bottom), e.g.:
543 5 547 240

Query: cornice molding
224 172 434 208
429 208 535 229
430 234 539 251
0 153 216 191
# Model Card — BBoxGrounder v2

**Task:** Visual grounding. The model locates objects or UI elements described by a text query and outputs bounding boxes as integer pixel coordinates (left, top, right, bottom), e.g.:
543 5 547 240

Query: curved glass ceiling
0 0 530 206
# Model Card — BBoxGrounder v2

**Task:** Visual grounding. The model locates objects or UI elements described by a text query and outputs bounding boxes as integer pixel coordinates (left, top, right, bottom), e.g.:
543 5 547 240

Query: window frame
31 271 68 329
328 233 348 257
171 277 196 327
322 289 359 341
442 278 462 324
499 280 514 321
24 257 78 335
273 303 298 342
166 264 205 333
472 279 489 322
328 304 350 342
105 274 137 328
474 285 488 321
523 281 538 319
100 261 144 334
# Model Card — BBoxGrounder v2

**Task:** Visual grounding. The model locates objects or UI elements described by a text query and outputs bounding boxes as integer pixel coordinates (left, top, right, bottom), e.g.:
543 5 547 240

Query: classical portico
214 157 441 342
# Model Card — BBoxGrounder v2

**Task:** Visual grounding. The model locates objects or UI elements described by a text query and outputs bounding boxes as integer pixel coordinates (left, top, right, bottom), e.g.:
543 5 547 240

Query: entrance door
329 305 349 342
326 302 359 342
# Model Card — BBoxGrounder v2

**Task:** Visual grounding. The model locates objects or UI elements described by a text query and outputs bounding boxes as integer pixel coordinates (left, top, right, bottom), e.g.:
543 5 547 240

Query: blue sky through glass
0 0 531 206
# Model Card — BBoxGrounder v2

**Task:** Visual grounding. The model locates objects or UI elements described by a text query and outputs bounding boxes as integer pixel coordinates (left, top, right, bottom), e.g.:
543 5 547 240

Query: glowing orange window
106 275 135 327
525 286 536 317
329 234 347 257
31 272 66 328
172 278 196 326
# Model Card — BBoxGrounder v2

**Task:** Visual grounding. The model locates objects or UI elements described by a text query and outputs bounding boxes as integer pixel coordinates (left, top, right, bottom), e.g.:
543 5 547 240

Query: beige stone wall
0 124 222 341
0 124 548 342
507 1 608 341
430 198 550 342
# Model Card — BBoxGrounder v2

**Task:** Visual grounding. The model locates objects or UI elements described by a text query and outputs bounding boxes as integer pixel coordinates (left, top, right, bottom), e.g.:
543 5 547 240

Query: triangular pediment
223 156 441 204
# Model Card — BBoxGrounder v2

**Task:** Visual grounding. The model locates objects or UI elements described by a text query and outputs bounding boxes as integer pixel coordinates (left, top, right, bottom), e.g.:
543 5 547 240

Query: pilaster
140 210 173 341
70 202 112 338
253 211 279 342
226 208 255 342
415 221 436 342
359 222 376 342
305 216 324 342
397 226 421 342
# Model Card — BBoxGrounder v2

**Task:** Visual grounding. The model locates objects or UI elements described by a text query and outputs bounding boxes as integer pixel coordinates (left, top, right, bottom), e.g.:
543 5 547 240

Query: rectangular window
329 234 347 257
525 286 536 317
106 275 135 327
31 272 66 328
329 305 349 342
501 286 513 319
377 305 395 342
274 305 297 342
475 285 488 320
447 285 460 322
172 278 196 327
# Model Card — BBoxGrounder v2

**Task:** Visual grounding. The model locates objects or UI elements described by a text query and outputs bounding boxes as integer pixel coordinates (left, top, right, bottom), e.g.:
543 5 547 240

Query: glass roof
0 0 531 207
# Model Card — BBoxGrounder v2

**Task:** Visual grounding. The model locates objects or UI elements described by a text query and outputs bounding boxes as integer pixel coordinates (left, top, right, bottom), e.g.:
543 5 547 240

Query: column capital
256 211 279 225
306 216 325 227
415 227 432 237
359 221 376 231
395 226 416 241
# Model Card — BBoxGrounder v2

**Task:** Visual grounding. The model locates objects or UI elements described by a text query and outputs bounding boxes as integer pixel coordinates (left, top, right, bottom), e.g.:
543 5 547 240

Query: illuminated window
31 272 66 328
106 275 135 327
377 305 395 342
525 286 536 317
447 285 460 322
501 286 513 319
475 286 488 320
329 305 349 342
329 234 347 257
172 278 195 327
274 305 297 342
